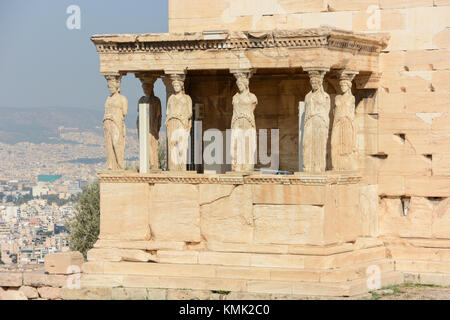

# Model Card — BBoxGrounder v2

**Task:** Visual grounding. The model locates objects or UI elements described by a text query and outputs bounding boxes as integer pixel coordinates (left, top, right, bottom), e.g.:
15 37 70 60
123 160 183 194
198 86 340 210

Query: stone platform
77 171 406 297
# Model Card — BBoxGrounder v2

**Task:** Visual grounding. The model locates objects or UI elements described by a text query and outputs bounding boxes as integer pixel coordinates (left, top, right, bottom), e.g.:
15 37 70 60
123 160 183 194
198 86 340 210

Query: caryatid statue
165 73 192 171
103 74 128 170
230 70 257 172
137 75 162 171
331 71 358 171
303 69 331 173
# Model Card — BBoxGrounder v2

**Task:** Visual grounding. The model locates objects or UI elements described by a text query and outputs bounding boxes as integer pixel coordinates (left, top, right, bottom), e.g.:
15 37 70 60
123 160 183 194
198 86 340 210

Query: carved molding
97 172 362 185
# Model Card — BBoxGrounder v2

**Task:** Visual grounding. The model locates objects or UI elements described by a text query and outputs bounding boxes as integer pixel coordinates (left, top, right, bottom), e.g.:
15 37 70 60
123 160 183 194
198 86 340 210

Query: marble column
302 68 330 173
103 73 128 171
136 74 162 172
164 70 192 171
331 70 359 171
230 68 257 173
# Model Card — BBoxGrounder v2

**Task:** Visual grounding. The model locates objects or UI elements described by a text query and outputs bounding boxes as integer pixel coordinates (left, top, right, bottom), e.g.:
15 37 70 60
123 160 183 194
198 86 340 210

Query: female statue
303 71 330 173
231 73 257 172
103 75 128 170
137 78 162 171
331 77 357 171
165 76 192 171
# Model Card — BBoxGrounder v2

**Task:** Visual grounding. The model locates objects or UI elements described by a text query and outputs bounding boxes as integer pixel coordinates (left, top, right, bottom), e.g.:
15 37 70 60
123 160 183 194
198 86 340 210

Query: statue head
338 71 357 95
142 82 154 96
169 73 185 94
172 80 183 94
307 70 325 92
339 79 352 94
236 77 249 93
106 75 121 95
310 77 321 92
234 72 250 93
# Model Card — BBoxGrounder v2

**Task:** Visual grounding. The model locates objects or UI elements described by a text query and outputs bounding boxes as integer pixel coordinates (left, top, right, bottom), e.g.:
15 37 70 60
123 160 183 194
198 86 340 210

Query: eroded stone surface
19 286 39 299
0 289 27 300
149 184 200 242
200 184 253 243
254 204 324 245
44 251 84 275
100 182 150 241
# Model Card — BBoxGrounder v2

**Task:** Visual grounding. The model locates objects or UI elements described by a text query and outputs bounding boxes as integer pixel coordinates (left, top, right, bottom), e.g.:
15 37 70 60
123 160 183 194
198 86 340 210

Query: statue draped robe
166 93 192 171
231 92 257 172
104 93 127 170
302 89 330 173
331 93 356 171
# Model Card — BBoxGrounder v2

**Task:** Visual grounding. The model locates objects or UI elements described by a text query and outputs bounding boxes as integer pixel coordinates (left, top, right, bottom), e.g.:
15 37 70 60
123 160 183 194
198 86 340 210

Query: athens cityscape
0 0 450 309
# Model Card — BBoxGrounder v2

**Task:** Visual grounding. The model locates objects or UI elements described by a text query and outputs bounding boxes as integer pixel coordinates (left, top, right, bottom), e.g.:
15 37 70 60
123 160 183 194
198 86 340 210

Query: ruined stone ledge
60 286 361 300
92 238 382 256
382 237 450 249
75 270 403 298
0 271 70 300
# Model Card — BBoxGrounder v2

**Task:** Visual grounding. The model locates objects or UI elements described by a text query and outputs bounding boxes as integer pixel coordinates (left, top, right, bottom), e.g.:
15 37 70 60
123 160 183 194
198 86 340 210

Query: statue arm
104 96 110 110
251 93 258 110
188 97 193 129
304 93 311 121
325 94 331 113
122 96 128 116
187 96 193 118
166 96 173 116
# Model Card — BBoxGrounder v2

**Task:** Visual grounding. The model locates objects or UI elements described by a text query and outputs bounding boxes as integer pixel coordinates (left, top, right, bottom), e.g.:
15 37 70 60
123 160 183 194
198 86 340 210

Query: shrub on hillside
65 181 100 258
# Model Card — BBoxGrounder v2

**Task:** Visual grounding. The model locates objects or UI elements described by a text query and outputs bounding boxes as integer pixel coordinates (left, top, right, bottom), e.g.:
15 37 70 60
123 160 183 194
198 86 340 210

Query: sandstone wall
0 270 69 300
170 0 450 242
98 179 377 246
0 252 85 300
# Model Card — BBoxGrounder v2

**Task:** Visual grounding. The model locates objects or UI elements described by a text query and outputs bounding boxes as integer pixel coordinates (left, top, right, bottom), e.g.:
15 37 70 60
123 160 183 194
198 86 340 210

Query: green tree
65 181 100 259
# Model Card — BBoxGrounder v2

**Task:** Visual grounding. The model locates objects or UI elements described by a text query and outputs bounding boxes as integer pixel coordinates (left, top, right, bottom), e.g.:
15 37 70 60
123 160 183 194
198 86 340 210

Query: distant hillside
0 107 138 144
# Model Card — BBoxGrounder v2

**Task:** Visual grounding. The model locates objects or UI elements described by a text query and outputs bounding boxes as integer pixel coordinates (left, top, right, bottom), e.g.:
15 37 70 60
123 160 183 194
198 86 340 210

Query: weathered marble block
96 172 368 248
149 183 201 242
99 182 151 241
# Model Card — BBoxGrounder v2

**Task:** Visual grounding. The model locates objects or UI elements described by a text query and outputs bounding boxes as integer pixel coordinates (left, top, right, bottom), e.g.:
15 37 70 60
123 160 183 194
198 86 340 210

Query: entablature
91 26 389 80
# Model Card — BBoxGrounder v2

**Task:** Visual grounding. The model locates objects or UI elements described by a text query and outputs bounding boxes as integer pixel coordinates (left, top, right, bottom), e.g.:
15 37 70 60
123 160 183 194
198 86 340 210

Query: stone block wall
169 0 450 243
0 270 69 300
0 252 84 300
98 176 376 247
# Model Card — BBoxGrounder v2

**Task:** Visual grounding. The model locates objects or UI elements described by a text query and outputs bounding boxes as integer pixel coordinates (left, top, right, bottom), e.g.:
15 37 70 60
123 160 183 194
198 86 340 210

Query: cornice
91 26 388 56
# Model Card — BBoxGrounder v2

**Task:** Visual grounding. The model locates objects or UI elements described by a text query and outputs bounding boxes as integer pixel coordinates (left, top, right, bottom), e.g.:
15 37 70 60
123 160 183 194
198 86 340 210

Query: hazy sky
0 0 168 115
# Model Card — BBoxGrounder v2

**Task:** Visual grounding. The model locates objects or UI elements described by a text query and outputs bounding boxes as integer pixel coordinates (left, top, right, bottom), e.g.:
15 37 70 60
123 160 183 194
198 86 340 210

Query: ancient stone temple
79 1 450 298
